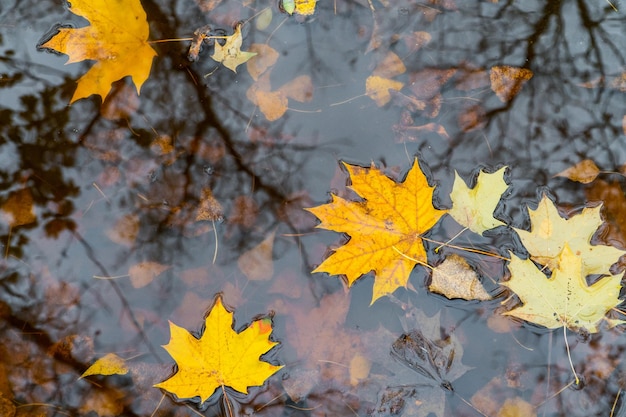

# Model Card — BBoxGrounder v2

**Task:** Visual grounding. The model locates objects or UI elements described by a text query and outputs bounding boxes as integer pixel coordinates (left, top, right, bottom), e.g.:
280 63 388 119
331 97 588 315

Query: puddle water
0 0 625 416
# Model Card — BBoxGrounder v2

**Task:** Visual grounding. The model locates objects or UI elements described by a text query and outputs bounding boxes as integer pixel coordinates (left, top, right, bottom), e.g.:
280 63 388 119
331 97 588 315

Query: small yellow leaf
430 255 491 301
154 295 283 403
449 167 508 235
490 66 533 102
555 159 600 184
211 24 257 73
503 244 625 333
238 230 276 281
40 0 157 103
81 353 129 378
366 75 404 106
129 262 171 289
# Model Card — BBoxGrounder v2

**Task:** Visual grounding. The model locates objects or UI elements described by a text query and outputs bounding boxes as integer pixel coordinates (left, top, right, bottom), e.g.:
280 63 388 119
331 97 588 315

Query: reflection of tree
0 0 623 415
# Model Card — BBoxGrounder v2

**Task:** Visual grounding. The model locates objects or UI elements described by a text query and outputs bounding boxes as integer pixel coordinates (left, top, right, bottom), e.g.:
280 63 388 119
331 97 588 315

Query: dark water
0 0 625 416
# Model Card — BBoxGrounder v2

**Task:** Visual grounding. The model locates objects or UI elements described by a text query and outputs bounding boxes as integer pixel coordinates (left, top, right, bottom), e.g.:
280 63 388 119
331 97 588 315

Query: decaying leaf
155 295 283 403
128 262 171 288
366 52 406 106
489 66 533 102
246 72 313 121
503 244 624 333
430 254 491 301
555 159 601 184
40 0 157 103
370 310 471 417
238 230 275 281
211 24 257 72
81 353 129 378
195 187 223 222
449 167 508 235
514 194 625 276
366 76 405 106
1 188 36 227
247 44 279 81
402 31 432 54
306 159 447 303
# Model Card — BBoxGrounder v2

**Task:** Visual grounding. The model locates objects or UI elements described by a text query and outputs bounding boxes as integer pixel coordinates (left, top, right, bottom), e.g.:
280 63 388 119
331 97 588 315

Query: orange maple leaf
306 159 447 303
41 0 157 103
154 295 282 403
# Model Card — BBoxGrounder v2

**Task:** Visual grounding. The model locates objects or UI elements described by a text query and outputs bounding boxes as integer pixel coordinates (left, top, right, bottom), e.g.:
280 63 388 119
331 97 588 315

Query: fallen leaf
489 66 533 102
247 44 279 81
366 75 404 106
306 158 447 303
449 167 509 235
238 230 275 281
155 295 283 403
503 244 624 333
429 254 491 301
40 0 157 103
278 75 314 102
128 262 171 288
349 354 371 386
409 68 457 99
195 187 223 222
402 31 432 54
81 353 129 378
211 24 257 72
370 310 471 417
555 159 601 184
373 52 406 79
1 188 36 227
513 194 625 276
281 0 318 15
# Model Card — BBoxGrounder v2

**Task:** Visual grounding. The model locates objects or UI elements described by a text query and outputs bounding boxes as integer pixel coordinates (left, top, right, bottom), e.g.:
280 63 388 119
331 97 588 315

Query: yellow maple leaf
448 167 508 235
41 0 157 103
154 295 283 403
503 244 624 333
211 24 257 73
514 194 625 276
306 159 447 303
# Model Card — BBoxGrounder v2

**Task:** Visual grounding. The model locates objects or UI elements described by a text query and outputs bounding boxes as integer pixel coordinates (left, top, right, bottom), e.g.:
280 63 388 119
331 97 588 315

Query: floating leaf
429 254 491 301
306 159 447 303
81 353 129 378
155 295 283 403
555 159 601 184
40 0 157 103
211 24 257 73
513 194 625 276
503 244 624 333
489 66 533 102
449 167 508 235
129 262 171 288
